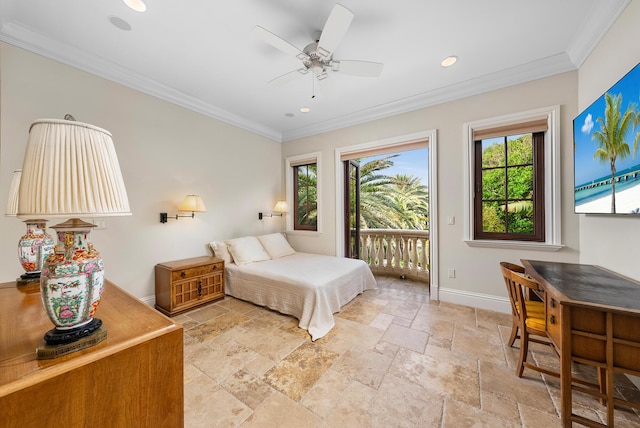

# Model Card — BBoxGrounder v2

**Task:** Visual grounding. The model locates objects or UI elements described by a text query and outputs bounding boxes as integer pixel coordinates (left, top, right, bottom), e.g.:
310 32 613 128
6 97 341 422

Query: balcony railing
355 229 429 283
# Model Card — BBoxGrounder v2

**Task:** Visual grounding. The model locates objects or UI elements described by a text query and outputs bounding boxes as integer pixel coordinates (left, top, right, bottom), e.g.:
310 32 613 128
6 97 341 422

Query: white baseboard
140 295 155 307
437 287 510 314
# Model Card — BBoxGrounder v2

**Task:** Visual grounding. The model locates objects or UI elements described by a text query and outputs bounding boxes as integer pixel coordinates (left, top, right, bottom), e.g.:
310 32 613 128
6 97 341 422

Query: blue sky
574 63 640 186
366 148 429 184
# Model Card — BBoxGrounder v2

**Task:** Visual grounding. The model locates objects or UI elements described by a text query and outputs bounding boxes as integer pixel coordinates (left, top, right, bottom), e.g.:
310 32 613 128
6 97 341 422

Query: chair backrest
500 262 524 318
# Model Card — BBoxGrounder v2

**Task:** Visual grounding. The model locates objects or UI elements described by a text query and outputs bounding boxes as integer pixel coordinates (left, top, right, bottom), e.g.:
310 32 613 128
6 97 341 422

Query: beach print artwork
574 62 640 214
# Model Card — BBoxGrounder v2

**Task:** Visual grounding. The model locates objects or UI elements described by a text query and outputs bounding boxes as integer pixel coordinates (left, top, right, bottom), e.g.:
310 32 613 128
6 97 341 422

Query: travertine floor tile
390 348 481 407
222 369 274 410
442 398 515 428
184 374 252 427
241 393 321 428
332 345 393 389
177 274 640 427
381 322 428 353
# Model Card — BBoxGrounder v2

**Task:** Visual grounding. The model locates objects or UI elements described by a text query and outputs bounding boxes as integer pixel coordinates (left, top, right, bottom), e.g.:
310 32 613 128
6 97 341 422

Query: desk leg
560 305 573 427
605 313 614 427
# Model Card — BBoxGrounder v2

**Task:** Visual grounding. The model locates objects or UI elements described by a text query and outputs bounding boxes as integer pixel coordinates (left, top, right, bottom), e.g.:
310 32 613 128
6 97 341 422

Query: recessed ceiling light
441 55 458 67
123 0 147 12
108 16 132 31
300 107 310 113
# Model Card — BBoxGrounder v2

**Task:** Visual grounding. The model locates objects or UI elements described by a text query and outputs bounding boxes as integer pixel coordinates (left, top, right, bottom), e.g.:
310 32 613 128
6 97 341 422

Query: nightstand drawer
171 262 223 281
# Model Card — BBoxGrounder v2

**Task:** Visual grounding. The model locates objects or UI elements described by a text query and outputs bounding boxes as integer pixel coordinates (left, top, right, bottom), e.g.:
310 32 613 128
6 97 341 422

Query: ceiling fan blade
268 68 309 86
333 60 383 77
317 4 354 60
253 26 310 61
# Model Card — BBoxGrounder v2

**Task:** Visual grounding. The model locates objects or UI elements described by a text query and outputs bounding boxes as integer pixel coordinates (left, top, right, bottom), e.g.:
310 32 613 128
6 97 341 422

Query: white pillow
225 236 271 265
257 233 296 259
209 241 233 265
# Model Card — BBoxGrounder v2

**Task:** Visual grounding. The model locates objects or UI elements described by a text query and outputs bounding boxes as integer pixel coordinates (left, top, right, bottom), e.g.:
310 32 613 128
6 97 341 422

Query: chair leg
517 330 529 377
508 322 518 347
598 367 607 405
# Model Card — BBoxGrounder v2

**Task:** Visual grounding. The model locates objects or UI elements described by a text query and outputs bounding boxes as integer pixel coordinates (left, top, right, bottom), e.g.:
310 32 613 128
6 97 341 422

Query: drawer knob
197 280 202 296
550 315 556 325
180 271 186 278
550 299 556 308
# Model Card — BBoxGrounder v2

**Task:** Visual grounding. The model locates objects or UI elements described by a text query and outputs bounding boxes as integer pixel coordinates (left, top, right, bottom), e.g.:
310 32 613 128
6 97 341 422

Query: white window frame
463 105 563 251
285 151 322 235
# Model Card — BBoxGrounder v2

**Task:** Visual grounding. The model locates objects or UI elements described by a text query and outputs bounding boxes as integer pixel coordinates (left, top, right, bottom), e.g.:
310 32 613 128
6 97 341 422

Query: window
464 106 562 251
286 152 321 233
293 163 317 231
474 132 544 241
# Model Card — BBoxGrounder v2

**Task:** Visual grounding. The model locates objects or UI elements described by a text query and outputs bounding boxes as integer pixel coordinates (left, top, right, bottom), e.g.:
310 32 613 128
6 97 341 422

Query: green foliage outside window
480 134 535 234
295 164 317 229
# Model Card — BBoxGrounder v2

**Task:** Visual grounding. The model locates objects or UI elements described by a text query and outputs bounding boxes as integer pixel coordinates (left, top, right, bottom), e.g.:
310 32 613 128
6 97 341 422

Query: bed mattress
225 252 376 340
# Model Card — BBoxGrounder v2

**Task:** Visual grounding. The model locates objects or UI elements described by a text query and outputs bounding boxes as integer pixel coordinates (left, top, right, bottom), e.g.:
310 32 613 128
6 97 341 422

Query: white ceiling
0 0 630 142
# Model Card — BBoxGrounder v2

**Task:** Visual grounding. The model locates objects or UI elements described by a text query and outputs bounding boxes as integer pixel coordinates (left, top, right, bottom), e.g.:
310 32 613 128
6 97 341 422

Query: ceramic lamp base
43 317 103 345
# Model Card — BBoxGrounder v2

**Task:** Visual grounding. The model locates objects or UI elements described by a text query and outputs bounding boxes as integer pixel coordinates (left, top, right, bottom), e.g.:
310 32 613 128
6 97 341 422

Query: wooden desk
522 260 640 428
0 280 184 427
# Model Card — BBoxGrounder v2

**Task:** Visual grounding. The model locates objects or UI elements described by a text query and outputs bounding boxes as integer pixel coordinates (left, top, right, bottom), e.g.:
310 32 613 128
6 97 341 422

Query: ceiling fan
254 3 383 86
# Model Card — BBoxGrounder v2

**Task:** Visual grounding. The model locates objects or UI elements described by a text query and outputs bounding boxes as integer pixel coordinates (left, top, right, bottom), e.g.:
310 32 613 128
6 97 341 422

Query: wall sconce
160 195 207 223
258 200 288 220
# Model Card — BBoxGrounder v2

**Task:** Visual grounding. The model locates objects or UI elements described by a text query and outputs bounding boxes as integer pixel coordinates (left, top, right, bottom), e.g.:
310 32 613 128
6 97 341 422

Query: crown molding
565 0 630 67
1 0 628 144
0 22 283 142
281 52 576 142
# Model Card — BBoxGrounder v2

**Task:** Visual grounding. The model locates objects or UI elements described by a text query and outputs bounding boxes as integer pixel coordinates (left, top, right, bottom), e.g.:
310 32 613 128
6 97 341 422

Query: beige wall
283 72 581 310
0 42 283 300
577 1 640 277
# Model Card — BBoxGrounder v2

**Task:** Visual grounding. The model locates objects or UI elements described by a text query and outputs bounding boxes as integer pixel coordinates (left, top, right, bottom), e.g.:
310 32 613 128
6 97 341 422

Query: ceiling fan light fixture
317 46 331 60
123 0 147 12
441 55 458 68
317 71 328 80
297 68 310 75
331 61 340 72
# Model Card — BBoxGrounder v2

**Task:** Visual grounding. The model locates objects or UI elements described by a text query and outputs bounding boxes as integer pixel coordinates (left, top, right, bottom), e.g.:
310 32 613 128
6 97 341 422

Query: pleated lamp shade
5 169 21 217
17 119 131 219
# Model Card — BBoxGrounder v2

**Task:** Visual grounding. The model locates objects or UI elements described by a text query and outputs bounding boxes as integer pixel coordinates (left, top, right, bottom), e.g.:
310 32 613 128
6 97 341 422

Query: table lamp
18 118 131 348
5 169 55 284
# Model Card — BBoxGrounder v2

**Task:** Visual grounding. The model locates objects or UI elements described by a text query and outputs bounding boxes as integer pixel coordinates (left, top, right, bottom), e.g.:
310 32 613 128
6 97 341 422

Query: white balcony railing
355 229 429 283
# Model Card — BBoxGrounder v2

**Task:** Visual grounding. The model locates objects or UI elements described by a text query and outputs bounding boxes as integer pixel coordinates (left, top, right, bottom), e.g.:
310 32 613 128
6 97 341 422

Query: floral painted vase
40 222 104 330
18 220 55 275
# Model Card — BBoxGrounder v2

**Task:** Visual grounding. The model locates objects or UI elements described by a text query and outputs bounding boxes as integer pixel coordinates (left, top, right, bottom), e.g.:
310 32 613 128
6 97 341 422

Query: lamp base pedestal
16 272 41 286
37 324 107 360
43 318 103 345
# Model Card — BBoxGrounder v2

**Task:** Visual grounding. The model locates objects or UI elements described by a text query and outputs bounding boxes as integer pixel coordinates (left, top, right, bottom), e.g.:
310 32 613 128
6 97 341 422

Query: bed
210 233 376 340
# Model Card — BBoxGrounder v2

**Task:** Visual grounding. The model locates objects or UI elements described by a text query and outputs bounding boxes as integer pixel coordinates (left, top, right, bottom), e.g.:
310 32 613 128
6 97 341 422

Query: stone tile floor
174 275 640 427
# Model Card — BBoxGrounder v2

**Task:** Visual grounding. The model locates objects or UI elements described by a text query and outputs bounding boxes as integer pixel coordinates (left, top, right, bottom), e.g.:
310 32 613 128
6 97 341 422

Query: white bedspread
225 252 376 340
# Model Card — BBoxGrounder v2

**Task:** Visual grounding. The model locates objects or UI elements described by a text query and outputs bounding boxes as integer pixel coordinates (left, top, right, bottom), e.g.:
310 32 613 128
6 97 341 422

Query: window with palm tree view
343 147 430 282
293 163 317 231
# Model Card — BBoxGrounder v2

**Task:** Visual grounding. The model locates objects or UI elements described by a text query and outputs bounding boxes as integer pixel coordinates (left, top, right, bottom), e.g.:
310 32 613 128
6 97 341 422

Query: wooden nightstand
155 256 225 316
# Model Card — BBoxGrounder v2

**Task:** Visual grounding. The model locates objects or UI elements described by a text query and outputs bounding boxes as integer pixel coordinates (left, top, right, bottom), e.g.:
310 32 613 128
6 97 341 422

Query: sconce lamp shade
17 119 131 219
5 169 21 217
178 195 207 213
273 200 288 213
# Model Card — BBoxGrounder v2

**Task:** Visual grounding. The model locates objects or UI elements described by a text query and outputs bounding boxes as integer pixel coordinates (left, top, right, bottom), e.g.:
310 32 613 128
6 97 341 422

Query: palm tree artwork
592 92 639 213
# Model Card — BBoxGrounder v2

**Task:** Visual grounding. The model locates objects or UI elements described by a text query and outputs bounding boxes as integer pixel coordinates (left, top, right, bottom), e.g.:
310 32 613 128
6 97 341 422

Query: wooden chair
500 262 558 378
